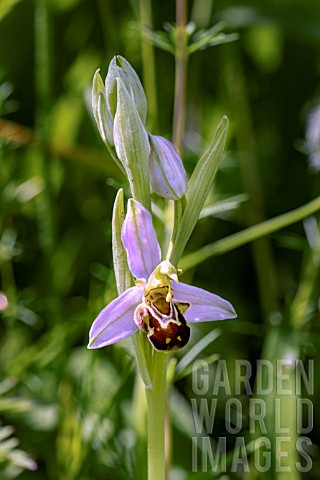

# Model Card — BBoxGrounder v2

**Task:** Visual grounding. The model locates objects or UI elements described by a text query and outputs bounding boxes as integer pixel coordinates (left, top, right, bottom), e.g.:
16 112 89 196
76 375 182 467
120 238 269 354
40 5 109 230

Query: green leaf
170 388 195 437
131 332 153 390
112 189 132 295
175 353 220 383
0 424 37 472
132 24 174 54
189 32 239 54
175 329 221 381
0 0 22 21
169 116 229 266
199 193 249 219
180 195 320 270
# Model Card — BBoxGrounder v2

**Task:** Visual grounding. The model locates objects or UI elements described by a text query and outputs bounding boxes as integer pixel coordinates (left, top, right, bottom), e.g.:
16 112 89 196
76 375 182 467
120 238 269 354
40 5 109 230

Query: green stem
173 0 188 153
290 218 320 331
223 44 279 318
96 0 118 53
35 0 55 253
145 352 168 480
180 195 320 270
139 0 158 131
35 0 62 324
142 3 189 476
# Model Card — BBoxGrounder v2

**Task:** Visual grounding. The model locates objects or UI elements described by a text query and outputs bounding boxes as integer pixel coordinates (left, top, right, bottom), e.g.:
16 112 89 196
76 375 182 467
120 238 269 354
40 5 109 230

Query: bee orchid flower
88 199 236 351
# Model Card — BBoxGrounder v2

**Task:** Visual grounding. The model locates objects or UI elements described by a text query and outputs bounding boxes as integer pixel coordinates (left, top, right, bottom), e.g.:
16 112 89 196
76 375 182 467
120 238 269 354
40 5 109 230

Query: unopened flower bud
149 135 187 200
114 78 150 206
105 56 147 126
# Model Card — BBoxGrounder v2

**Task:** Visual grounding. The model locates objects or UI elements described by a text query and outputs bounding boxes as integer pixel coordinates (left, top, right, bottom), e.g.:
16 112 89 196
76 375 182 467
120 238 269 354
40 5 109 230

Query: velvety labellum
147 304 190 351
134 286 190 351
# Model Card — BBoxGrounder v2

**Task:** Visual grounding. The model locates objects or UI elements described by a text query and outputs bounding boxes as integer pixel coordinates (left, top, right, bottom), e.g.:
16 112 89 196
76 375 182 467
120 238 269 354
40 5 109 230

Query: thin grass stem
180 195 320 270
139 0 158 131
172 0 188 153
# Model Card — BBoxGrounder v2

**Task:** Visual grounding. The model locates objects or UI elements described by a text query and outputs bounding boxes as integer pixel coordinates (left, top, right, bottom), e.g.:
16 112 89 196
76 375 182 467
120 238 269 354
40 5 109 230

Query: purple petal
149 135 187 200
121 199 161 279
172 281 236 322
88 286 142 348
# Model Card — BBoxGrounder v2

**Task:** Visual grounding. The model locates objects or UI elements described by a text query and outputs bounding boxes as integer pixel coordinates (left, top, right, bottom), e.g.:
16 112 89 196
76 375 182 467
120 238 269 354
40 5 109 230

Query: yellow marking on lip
166 338 171 344
177 336 182 341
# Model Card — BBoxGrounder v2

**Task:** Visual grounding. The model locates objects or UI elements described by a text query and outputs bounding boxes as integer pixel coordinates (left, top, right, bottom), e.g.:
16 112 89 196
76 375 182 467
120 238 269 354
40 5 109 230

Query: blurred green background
0 0 320 479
